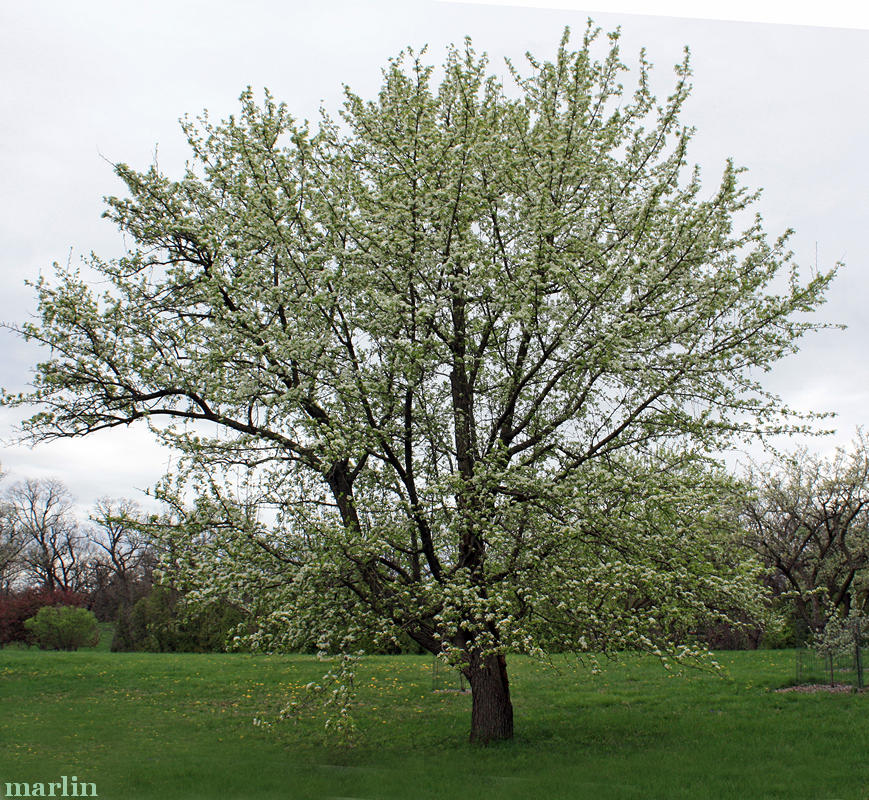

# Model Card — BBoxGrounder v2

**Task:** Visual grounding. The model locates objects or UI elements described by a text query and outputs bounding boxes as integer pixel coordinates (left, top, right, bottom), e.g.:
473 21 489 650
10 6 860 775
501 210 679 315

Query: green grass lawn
1 644 866 799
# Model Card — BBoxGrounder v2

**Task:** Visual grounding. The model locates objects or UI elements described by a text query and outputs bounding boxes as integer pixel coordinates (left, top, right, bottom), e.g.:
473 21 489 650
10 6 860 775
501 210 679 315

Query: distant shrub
0 589 87 646
759 609 810 650
24 605 100 651
112 585 246 653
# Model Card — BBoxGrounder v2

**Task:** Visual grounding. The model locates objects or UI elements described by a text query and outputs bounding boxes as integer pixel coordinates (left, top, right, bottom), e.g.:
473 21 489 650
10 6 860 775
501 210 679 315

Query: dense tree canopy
2 27 834 741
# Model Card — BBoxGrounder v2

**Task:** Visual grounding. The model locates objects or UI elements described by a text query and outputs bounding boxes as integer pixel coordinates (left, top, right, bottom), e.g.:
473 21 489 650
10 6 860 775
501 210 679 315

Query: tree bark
465 652 514 743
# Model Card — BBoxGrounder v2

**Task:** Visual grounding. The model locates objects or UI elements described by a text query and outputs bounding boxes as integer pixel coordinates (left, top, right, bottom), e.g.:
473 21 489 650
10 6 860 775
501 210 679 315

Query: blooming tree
2 27 835 741
742 433 869 634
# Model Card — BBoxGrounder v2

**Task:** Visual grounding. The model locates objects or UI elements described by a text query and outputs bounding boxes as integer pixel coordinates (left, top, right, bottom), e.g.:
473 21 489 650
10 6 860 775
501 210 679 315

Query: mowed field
1 637 867 800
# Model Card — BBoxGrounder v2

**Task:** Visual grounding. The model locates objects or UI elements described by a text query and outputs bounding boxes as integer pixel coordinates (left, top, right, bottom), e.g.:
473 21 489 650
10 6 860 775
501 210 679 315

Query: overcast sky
1 0 866 518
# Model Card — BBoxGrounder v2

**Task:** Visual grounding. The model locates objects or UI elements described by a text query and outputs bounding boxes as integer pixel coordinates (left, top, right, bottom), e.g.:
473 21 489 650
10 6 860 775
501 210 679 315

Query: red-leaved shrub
0 589 86 646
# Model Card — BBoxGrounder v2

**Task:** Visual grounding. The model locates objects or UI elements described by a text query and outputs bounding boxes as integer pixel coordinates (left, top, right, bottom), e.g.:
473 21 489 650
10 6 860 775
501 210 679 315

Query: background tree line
0 473 154 610
2 431 866 653
740 432 869 645
0 466 246 651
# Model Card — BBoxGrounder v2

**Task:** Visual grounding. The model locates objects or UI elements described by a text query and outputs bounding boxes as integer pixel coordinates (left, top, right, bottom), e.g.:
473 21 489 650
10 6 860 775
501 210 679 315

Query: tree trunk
465 652 514 743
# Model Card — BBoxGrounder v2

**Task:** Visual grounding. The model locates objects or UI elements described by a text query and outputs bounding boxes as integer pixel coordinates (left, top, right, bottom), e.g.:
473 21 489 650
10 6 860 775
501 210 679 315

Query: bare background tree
85 497 154 619
0 464 25 593
4 478 87 593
